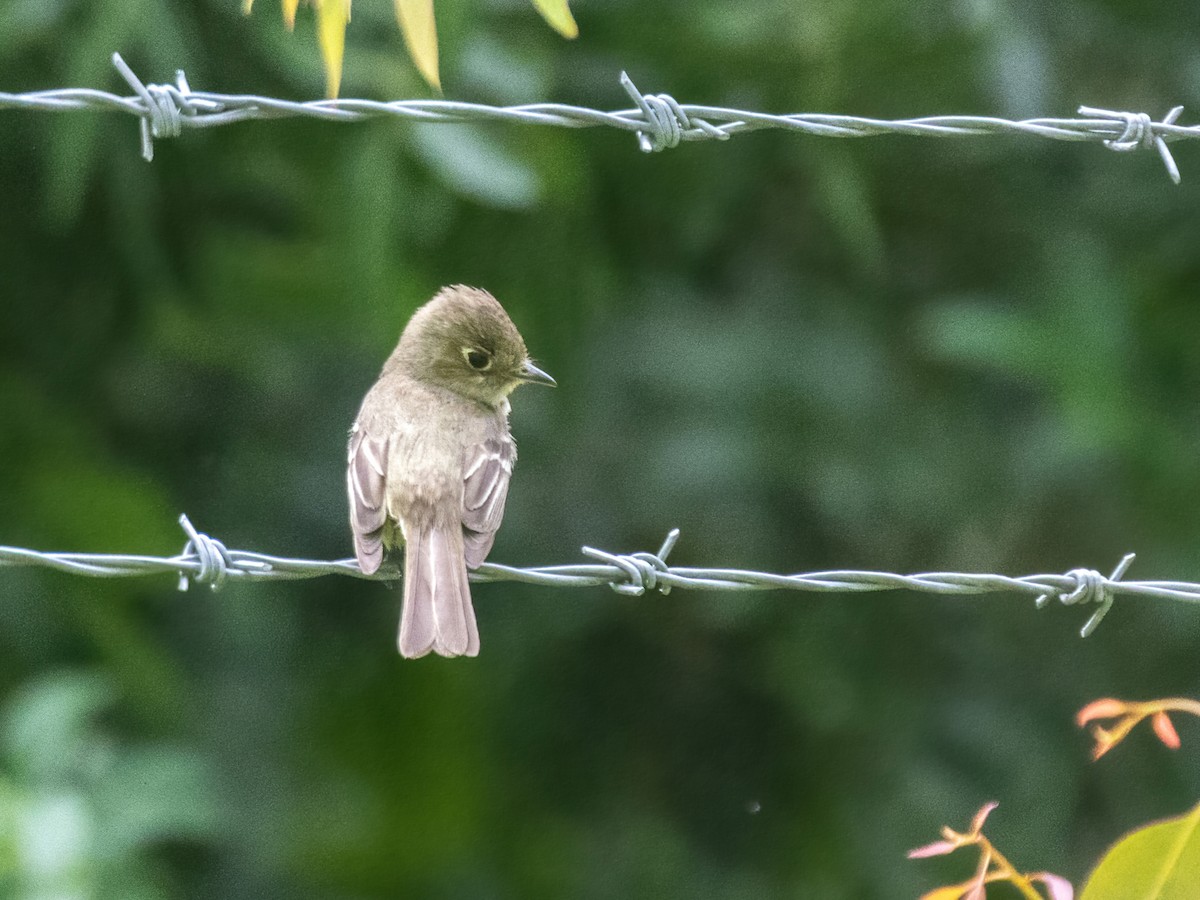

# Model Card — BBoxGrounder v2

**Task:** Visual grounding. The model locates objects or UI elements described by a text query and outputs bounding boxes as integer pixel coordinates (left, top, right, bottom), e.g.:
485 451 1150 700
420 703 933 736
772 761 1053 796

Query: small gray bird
347 286 555 658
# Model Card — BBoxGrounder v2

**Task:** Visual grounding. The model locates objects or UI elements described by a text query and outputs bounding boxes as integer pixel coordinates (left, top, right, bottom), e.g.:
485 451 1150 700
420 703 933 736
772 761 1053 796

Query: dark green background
2 1 1199 896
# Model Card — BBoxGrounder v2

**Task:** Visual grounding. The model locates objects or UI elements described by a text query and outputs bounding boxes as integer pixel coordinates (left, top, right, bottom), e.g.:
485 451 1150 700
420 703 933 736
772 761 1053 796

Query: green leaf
410 124 541 209
2 672 115 780
395 0 441 91
529 0 578 38
1081 801 1200 900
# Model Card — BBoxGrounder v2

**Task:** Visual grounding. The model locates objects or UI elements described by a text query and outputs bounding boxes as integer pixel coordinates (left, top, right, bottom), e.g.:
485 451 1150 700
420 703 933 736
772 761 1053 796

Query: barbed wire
0 53 1191 182
3 514 1200 639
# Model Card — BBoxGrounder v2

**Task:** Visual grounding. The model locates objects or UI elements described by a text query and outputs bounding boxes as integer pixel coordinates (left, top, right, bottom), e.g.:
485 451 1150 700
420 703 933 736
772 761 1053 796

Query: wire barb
1033 553 1135 638
1078 106 1185 184
110 52 223 161
177 514 234 592
581 528 682 595
618 72 727 152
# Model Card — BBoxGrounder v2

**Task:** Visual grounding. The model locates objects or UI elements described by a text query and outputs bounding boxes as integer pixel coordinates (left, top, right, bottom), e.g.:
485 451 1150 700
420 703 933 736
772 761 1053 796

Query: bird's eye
464 348 492 371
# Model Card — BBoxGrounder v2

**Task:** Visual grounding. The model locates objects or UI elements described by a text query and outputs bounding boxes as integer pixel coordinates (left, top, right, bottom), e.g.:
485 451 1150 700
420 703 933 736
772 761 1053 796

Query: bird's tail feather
399 524 479 659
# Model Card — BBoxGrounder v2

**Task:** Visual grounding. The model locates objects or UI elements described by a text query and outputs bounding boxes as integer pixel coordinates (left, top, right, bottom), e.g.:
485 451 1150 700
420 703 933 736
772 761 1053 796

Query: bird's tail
399 523 480 658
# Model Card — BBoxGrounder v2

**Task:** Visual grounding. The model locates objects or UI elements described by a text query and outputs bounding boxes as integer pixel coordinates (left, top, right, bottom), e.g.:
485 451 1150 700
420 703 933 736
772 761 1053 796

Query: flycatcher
347 285 555 658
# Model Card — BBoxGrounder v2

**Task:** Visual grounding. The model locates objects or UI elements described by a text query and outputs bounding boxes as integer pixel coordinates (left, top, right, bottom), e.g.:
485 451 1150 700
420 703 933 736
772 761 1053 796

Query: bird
347 285 555 658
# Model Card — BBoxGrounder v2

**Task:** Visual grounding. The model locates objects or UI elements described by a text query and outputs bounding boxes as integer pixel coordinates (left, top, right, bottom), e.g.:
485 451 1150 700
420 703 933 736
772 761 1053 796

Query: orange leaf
394 0 441 92
1030 871 1075 900
1153 711 1181 749
909 840 959 859
1076 698 1127 726
1090 725 1116 760
969 802 999 836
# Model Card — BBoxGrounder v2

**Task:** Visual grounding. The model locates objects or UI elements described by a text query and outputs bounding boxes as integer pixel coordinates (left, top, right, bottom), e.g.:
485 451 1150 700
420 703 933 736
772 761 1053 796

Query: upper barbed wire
0 53 1191 181
3 514 1199 639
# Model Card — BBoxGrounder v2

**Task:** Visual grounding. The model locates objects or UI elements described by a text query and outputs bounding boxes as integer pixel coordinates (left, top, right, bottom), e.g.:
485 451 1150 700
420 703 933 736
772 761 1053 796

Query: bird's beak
518 359 556 387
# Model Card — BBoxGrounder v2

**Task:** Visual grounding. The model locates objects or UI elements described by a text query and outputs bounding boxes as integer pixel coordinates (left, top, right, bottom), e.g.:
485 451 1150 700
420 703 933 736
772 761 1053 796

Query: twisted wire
3 515 1199 638
0 53 1191 181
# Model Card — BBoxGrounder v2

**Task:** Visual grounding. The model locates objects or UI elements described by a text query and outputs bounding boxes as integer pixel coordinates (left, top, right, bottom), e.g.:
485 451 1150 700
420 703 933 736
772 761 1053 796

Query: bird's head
393 285 555 407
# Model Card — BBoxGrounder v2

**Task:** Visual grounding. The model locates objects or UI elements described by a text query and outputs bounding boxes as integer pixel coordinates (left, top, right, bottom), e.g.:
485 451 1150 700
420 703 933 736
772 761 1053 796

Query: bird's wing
347 422 390 574
461 436 515 569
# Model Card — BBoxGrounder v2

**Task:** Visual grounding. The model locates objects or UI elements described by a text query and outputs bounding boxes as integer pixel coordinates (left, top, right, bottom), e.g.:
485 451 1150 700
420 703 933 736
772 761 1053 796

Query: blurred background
2 0 1200 896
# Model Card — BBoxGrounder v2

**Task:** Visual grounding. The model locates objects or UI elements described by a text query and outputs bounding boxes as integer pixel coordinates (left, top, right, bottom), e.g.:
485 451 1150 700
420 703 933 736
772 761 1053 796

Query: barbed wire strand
0 53 1190 182
3 515 1200 639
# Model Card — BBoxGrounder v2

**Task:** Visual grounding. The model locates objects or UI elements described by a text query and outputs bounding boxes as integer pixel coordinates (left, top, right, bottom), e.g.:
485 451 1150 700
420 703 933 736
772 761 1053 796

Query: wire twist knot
1079 105 1185 184
144 83 184 136
582 529 681 595
1034 553 1135 638
619 73 727 153
111 53 223 161
177 514 233 592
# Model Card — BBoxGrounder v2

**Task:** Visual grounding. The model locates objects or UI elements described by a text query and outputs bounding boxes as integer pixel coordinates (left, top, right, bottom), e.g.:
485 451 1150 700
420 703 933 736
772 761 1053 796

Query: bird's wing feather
461 436 515 569
347 423 390 574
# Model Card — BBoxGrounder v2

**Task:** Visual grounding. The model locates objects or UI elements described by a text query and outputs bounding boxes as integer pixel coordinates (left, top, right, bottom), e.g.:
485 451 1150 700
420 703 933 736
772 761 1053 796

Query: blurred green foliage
2 0 1200 896
0 672 215 898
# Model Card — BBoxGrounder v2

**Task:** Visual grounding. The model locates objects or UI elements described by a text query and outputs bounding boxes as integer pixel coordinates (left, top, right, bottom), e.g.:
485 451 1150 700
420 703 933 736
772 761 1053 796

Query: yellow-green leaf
1081 800 1200 900
283 0 302 29
317 0 352 98
529 0 578 38
394 0 441 92
918 886 973 900
241 0 300 29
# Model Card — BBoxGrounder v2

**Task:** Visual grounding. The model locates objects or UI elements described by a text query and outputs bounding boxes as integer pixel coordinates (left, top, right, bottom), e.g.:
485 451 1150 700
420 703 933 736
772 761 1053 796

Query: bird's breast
363 379 509 527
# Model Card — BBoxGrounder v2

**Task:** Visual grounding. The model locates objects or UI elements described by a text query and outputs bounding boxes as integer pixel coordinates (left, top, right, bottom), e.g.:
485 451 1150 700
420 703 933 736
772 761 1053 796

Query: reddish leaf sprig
909 803 1072 900
1076 697 1199 760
